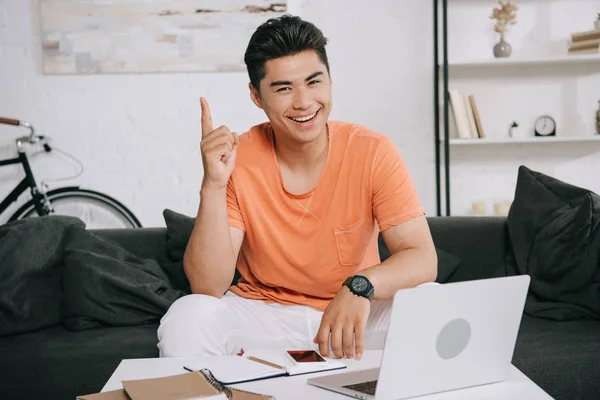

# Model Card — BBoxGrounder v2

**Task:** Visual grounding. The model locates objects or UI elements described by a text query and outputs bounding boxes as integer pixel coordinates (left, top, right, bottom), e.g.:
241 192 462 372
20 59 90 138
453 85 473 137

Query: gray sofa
1 216 599 400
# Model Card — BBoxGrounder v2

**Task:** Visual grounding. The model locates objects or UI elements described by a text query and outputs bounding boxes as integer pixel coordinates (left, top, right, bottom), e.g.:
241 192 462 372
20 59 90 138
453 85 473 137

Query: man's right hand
199 97 239 191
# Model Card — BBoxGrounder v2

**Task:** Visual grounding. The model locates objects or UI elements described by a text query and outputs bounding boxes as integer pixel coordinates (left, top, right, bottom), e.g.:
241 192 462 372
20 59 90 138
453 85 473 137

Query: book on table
123 370 275 400
77 369 274 399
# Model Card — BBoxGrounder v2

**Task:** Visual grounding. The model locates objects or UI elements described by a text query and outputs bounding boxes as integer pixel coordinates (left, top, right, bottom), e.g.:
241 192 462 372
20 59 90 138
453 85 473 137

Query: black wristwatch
343 275 375 301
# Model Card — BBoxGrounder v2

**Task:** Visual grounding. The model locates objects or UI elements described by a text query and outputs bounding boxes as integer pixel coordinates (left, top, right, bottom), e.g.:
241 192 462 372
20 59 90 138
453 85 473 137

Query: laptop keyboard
343 380 378 395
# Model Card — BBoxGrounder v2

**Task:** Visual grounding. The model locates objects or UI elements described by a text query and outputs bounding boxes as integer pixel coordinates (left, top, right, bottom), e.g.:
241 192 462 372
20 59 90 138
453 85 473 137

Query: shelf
433 2 600 217
441 53 600 68
448 136 600 145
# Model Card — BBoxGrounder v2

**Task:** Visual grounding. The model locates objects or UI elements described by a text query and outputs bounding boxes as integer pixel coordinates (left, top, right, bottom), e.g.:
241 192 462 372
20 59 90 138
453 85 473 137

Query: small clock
534 115 556 137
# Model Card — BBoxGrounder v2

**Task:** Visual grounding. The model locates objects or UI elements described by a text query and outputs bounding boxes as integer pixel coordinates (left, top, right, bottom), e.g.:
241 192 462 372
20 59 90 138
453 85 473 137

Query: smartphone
287 350 326 363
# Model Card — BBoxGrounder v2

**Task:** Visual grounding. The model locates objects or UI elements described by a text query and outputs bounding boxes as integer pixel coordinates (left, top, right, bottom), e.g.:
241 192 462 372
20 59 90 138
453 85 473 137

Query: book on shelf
469 95 485 139
447 89 485 140
570 29 600 43
463 94 478 138
568 45 600 54
568 29 600 53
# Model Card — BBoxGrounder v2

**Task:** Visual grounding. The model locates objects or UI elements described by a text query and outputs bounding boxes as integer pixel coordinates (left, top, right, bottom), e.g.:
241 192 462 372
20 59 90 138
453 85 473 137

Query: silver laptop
307 275 531 400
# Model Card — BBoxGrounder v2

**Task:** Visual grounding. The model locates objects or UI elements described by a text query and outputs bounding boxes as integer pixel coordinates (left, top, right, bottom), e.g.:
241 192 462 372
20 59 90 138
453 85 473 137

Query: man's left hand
313 286 370 360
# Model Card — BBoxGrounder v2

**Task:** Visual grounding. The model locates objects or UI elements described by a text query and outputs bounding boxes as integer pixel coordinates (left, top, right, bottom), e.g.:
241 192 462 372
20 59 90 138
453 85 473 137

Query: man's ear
249 83 263 109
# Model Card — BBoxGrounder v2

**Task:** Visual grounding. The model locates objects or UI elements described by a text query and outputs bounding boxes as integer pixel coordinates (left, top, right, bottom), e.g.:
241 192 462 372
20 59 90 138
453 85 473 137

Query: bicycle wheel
9 187 142 229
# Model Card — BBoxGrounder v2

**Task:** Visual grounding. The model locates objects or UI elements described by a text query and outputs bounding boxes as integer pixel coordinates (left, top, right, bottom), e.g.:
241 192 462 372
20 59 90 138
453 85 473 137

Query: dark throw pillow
60 226 188 330
506 165 600 321
0 215 85 337
163 208 195 262
163 208 242 286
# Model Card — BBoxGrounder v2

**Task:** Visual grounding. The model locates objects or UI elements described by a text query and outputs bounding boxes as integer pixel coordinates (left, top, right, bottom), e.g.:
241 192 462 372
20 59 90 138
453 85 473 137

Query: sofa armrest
427 216 508 282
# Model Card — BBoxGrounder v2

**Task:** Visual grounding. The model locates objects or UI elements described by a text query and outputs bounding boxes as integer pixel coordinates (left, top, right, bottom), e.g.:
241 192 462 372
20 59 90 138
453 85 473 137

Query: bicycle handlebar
1 117 53 153
0 116 35 136
0 117 20 126
0 116 40 151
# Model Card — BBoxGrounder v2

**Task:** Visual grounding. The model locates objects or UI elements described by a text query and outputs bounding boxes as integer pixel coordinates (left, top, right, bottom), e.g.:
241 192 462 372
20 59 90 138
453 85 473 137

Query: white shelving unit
434 0 600 217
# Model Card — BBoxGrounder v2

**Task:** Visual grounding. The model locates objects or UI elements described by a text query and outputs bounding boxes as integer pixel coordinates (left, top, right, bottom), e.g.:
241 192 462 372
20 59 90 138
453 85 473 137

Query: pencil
247 356 287 371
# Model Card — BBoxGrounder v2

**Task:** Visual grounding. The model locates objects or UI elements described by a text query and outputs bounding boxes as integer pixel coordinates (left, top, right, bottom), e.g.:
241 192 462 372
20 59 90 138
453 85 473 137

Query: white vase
595 20 600 30
509 126 522 138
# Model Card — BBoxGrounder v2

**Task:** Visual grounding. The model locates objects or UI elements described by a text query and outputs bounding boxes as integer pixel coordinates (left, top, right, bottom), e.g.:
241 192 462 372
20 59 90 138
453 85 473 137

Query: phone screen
287 350 326 363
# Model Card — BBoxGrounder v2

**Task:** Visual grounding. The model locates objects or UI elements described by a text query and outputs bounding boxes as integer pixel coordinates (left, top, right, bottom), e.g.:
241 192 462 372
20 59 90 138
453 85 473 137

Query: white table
102 351 553 399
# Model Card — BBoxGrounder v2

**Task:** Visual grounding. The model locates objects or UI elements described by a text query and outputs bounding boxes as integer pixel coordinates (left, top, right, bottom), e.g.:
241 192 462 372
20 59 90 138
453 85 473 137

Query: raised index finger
200 97 213 138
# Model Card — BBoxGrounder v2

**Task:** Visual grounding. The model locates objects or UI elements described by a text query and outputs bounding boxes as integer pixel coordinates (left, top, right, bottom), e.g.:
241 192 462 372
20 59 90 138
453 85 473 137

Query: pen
247 356 287 371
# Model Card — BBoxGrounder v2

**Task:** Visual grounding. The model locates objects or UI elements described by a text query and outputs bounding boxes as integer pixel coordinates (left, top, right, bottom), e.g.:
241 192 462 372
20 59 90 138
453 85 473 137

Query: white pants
157 283 438 358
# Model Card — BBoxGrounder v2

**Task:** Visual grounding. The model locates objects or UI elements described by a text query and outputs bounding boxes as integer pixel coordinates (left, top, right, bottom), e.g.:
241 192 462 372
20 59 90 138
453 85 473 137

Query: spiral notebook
77 370 274 400
183 349 347 385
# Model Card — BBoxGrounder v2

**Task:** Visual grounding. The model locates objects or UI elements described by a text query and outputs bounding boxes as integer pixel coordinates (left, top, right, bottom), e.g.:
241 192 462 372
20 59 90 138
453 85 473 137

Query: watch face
535 116 555 136
352 277 369 292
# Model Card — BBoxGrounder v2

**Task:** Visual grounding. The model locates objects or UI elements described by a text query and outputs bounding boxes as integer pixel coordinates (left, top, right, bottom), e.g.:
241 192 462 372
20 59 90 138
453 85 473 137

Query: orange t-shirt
226 121 425 311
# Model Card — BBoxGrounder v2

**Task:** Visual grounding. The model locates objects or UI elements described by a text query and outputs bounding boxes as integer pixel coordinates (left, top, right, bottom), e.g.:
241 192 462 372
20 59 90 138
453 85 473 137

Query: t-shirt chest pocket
333 217 371 266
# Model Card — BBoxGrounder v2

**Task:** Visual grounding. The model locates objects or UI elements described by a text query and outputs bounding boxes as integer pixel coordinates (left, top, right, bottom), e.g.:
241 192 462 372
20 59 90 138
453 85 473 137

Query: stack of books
447 89 485 140
568 28 600 54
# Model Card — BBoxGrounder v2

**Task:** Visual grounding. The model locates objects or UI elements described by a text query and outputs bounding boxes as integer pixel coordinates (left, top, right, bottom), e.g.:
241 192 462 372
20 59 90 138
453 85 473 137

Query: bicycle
0 116 142 228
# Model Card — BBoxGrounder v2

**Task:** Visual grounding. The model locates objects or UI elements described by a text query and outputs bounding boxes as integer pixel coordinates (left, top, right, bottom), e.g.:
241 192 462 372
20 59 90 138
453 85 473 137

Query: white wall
441 0 600 216
0 0 436 227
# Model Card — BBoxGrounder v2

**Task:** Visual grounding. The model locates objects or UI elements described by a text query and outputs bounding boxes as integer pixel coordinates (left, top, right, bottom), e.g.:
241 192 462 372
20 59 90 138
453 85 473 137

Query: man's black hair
244 14 330 93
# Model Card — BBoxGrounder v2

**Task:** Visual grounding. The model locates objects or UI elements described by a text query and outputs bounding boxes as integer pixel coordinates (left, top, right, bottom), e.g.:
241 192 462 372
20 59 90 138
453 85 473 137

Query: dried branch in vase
489 0 518 37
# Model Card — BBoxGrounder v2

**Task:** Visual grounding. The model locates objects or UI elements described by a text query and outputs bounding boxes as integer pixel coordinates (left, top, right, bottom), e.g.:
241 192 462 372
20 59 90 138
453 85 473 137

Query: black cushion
60 226 188 330
506 166 600 321
0 324 159 400
0 216 84 337
513 315 600 400
163 209 195 262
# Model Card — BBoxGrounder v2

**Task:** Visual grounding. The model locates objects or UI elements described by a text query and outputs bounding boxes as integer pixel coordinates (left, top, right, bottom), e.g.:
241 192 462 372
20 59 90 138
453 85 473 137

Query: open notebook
183 349 347 385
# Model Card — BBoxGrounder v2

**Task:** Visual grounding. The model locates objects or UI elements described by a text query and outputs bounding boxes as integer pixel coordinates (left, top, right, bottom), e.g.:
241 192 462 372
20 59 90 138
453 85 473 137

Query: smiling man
157 14 437 361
